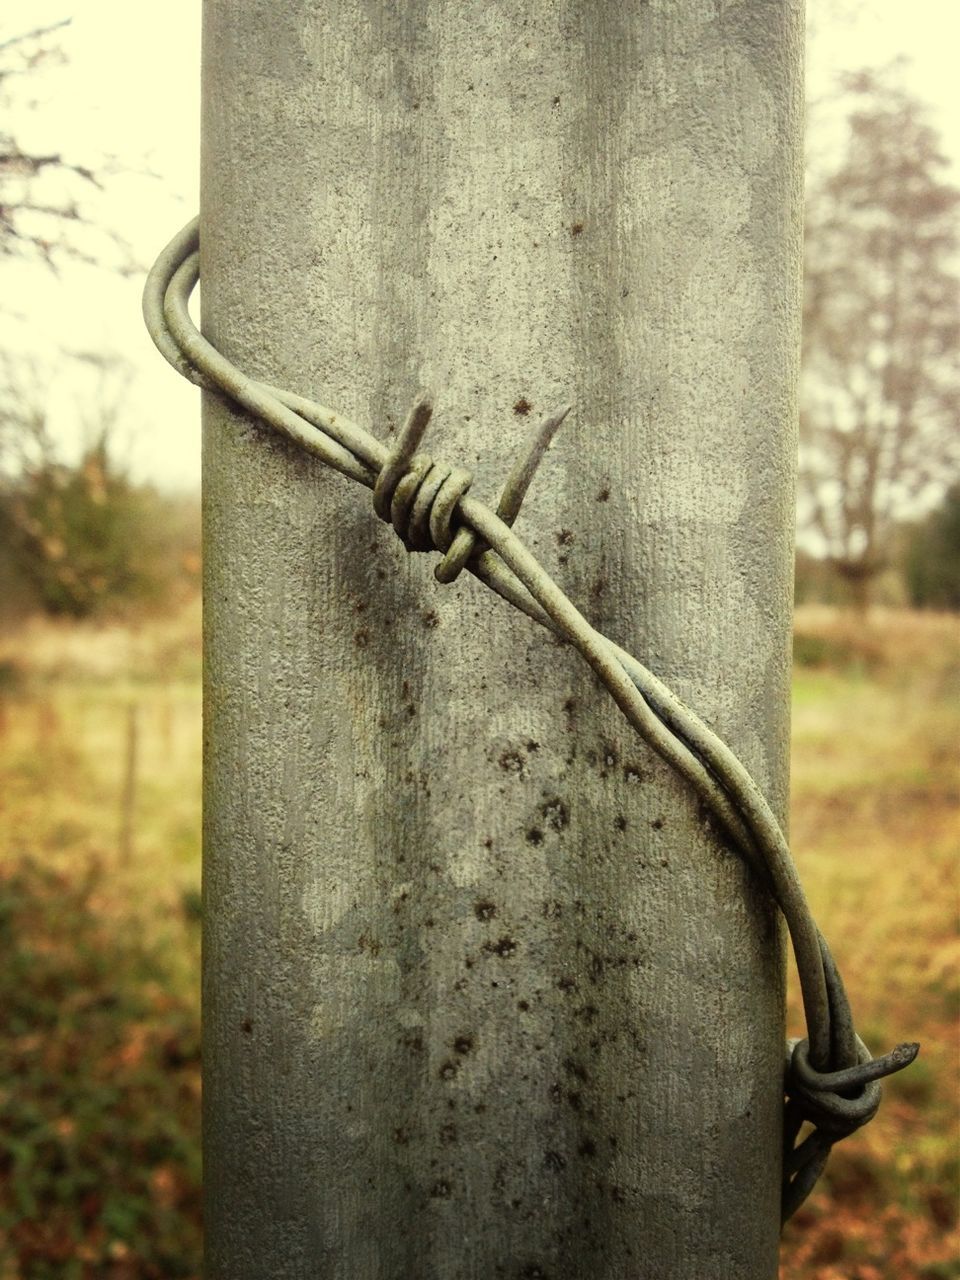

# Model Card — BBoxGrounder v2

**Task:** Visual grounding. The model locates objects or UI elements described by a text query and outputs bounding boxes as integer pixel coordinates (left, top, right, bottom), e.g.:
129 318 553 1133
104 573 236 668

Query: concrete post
201 3 803 1277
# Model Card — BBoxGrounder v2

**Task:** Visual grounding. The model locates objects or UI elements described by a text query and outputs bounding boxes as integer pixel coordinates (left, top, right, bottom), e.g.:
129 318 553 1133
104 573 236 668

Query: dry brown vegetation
0 600 956 1277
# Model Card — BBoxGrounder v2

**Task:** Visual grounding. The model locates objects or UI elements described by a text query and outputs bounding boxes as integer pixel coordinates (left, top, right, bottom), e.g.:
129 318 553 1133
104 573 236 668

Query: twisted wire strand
144 217 918 1223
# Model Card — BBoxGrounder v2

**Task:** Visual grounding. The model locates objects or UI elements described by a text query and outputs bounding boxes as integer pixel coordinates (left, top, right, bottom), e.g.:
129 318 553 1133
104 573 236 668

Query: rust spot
513 397 533 416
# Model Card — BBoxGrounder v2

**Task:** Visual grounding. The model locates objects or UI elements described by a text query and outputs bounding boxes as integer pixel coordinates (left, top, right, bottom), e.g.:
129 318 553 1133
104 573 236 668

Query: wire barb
142 218 920 1227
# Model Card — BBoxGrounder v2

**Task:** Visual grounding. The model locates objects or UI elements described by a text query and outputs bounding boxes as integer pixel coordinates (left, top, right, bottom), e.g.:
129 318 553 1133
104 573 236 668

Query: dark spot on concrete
549 1082 563 1104
454 1034 474 1055
615 814 627 832
393 1127 410 1145
579 1138 597 1158
557 976 578 993
357 933 381 955
544 1150 567 1171
241 1019 253 1035
475 899 497 921
526 827 544 846
522 1266 548 1279
556 528 574 546
483 936 517 958
439 1060 459 1081
439 1122 458 1144
423 610 439 628
513 397 532 416
564 1057 588 1082
541 798 569 831
597 487 610 502
567 1092 582 1111
430 1180 451 1198
552 95 561 107
611 1185 627 1204
570 222 584 237
624 765 643 785
517 999 530 1011
591 576 607 598
575 1004 599 1023
651 817 665 830
354 628 370 648
499 748 525 774
543 899 562 919
400 1032 424 1053
526 739 540 752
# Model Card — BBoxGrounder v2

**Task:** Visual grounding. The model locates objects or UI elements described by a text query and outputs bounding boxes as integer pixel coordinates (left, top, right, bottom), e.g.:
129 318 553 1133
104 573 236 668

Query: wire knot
784 1036 917 1136
780 1036 917 1220
373 393 572 585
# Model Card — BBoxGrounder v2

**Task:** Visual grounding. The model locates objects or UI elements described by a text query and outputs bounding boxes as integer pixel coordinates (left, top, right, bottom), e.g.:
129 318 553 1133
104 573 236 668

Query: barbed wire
144 216 918 1224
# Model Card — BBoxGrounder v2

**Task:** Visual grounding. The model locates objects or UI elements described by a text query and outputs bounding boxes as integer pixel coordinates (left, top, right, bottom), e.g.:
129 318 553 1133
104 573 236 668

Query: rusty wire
143 216 919 1224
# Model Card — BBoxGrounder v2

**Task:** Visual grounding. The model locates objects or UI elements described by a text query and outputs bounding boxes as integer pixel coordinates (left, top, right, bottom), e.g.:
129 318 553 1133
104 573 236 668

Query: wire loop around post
142 217 919 1225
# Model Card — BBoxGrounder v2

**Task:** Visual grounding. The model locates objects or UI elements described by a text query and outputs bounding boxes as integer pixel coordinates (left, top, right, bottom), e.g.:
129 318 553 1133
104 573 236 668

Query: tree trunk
200 3 804 1276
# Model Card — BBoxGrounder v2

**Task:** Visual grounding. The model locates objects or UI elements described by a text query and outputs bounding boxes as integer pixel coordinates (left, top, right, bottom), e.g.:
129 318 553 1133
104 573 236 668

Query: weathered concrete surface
201 2 803 1276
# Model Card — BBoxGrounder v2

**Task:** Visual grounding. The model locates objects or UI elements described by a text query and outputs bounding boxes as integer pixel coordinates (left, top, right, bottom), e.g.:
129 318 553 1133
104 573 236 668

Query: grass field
0 601 956 1278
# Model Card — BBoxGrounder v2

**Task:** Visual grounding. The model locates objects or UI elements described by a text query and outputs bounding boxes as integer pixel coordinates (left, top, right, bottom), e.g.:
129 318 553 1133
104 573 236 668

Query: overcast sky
2 0 958 491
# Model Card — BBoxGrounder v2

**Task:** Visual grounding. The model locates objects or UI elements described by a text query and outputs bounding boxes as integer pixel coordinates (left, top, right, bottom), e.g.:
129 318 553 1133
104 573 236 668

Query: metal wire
144 216 919 1224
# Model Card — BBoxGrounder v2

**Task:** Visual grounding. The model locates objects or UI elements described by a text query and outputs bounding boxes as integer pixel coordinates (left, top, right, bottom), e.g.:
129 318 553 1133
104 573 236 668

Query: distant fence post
201 2 803 1275
118 701 138 865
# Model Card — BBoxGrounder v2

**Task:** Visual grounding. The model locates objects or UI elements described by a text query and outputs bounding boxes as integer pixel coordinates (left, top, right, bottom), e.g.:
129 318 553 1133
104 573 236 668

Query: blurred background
0 2 956 1277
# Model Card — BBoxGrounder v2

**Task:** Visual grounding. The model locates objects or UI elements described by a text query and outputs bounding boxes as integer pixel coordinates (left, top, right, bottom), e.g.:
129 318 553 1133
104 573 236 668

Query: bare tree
801 68 960 607
0 19 131 270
